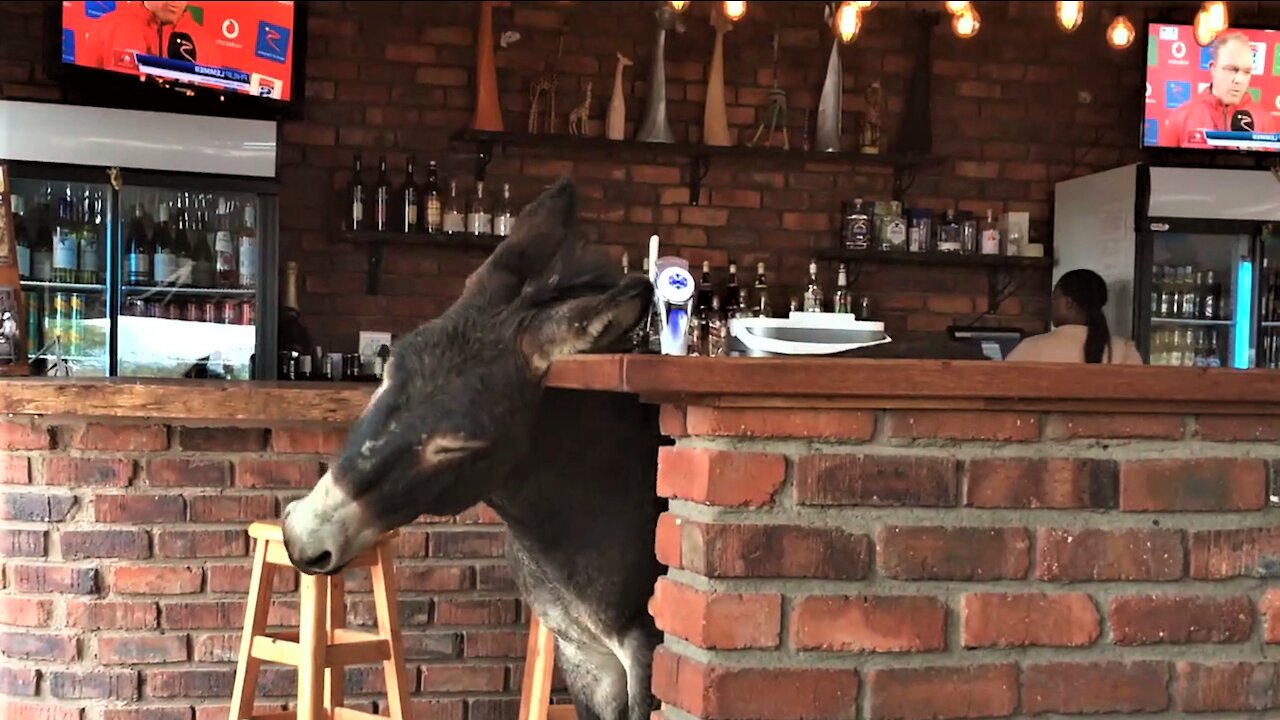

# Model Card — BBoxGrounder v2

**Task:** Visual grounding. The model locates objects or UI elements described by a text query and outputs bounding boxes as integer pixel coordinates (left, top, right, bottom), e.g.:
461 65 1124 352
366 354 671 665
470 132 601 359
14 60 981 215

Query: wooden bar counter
2 356 1280 719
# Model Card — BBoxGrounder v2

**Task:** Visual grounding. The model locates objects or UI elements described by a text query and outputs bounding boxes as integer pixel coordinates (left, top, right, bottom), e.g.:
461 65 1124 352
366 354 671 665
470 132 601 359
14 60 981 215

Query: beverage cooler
0 99 279 380
1053 162 1280 370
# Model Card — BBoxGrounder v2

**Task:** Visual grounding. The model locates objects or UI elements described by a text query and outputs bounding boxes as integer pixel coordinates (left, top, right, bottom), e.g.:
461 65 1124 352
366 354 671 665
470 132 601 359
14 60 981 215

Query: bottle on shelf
77 188 101 285
348 154 365 232
880 200 908 252
277 260 313 381
374 155 392 232
832 262 851 313
422 161 443 233
152 201 175 286
12 195 30 280
936 209 962 253
401 155 419 234
751 261 772 318
125 203 152 286
803 259 825 312
30 185 54 283
52 186 79 284
467 180 492 235
173 193 194 287
239 202 258 290
443 180 465 234
190 195 216 288
840 198 871 251
979 208 1002 255
492 183 513 237
214 197 237 288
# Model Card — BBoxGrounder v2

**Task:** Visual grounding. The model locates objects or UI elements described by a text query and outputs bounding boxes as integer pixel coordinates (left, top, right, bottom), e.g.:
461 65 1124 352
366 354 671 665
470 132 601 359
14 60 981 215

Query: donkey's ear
462 178 578 305
519 275 654 375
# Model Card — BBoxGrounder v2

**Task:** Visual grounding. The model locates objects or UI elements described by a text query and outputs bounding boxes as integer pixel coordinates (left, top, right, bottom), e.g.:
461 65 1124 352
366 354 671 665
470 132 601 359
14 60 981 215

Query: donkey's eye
420 434 489 467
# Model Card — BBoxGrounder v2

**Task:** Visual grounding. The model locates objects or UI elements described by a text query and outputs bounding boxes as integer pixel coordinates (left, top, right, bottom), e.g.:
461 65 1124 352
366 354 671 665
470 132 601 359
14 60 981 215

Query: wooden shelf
815 249 1053 269
343 229 503 252
451 129 940 206
343 230 504 296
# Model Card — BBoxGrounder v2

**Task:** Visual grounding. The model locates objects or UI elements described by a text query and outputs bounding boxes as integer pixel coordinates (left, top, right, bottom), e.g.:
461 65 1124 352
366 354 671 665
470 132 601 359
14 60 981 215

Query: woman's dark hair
1056 269 1111 363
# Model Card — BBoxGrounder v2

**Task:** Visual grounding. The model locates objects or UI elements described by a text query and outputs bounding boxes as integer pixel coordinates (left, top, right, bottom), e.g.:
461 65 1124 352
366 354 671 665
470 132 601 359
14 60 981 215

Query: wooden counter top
543 354 1280 415
4 355 1280 422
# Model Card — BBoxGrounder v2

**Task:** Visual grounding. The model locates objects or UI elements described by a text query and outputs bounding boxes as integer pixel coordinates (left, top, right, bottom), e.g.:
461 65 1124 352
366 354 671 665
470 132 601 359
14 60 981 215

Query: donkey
281 178 667 720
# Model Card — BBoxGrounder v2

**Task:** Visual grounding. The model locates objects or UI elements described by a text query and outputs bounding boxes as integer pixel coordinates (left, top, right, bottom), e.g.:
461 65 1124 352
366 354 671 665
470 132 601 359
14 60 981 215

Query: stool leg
518 615 556 720
371 543 412 720
297 573 329 720
229 536 277 720
325 574 346 712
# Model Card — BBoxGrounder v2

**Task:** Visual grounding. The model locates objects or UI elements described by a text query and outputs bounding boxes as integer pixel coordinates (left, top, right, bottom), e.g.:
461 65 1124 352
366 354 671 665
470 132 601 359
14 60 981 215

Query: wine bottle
401 155 419 234
348 154 365 232
125 203 152 286
277 261 313 381
151 201 174 286
375 155 391 232
423 161 443 232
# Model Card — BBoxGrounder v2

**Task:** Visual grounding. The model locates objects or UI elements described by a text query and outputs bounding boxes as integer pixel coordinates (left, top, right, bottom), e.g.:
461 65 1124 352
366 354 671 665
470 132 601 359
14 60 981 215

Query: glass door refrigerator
1052 162 1280 370
1 99 279 380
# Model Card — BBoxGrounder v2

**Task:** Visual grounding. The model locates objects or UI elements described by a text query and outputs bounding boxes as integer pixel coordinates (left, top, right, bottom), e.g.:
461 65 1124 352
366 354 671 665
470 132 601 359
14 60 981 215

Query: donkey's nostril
302 550 332 573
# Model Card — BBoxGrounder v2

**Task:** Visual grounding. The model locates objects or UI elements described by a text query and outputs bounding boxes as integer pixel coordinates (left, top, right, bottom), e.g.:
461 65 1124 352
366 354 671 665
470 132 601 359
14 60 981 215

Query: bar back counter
2 355 1280 719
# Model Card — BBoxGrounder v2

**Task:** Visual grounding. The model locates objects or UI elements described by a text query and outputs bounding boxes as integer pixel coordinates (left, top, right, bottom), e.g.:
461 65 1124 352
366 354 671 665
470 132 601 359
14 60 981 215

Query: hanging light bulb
945 1 970 14
952 4 980 38
723 0 746 21
1056 1 1084 32
669 0 690 12
1107 14 1135 49
835 1 862 43
1194 1 1229 46
853 0 877 8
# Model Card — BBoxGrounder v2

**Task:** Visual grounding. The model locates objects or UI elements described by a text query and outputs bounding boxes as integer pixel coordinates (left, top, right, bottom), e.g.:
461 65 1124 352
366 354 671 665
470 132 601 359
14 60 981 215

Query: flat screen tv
53 1 305 120
1143 22 1280 153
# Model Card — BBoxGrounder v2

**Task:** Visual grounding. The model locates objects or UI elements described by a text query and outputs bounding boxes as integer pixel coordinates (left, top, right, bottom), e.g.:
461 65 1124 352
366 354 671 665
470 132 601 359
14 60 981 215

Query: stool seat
228 520 412 720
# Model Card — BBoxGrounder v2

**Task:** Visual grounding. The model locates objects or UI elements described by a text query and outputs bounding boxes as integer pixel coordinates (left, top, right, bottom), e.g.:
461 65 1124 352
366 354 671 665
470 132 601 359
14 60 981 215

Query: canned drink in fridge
220 299 237 324
167 302 183 320
242 301 255 326
68 293 83 356
186 302 203 323
203 300 217 324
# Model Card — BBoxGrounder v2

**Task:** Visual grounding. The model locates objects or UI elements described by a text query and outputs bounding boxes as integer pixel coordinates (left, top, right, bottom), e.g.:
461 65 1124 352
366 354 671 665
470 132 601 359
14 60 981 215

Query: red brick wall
0 0 1199 351
0 418 552 720
653 405 1280 719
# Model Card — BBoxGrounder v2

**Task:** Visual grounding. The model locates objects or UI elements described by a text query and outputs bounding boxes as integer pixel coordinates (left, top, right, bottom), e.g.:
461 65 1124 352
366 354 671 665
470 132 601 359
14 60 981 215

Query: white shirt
1005 324 1145 365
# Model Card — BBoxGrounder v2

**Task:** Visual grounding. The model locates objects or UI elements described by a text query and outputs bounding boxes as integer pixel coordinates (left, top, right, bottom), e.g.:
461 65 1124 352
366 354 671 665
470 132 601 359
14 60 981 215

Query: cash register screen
947 327 1026 361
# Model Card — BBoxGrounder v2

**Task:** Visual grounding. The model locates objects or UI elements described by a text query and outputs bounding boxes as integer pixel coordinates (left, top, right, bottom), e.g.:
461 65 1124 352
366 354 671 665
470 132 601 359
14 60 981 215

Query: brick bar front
546 356 1280 720
6 357 1280 720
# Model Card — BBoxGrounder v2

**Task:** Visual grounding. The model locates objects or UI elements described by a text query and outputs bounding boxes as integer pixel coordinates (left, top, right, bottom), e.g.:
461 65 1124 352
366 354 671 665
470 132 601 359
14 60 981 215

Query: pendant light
1107 15 1135 49
1056 1 1084 33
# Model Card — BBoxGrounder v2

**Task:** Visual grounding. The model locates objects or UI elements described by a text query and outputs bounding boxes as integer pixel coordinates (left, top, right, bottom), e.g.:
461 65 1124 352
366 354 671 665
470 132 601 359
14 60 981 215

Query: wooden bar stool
228 521 413 720
518 614 577 720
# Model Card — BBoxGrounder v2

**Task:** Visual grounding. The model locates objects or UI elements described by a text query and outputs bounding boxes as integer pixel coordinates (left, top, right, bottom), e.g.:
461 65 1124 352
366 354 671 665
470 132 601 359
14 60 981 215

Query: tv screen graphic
60 1 297 103
1143 23 1280 152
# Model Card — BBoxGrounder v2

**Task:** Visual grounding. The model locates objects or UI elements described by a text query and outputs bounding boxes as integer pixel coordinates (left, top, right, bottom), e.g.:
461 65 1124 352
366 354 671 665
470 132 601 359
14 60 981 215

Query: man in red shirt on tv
1164 30 1276 148
79 1 220 76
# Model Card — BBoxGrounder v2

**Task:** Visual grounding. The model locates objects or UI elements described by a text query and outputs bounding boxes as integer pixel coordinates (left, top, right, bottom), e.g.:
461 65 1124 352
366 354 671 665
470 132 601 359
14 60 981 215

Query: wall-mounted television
51 1 306 121
1143 22 1280 153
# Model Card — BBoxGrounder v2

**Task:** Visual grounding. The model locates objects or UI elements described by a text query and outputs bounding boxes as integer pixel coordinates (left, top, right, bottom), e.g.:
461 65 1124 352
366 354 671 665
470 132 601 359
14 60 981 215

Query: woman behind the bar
1006 269 1145 365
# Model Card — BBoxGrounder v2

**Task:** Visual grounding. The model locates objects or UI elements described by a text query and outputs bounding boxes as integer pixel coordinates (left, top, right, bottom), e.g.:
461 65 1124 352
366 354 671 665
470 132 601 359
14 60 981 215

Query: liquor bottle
723 261 743 318
52 186 79 284
239 202 258 290
752 261 771 318
881 200 908 252
832 262 851 313
348 154 365 232
979 208 1002 255
214 197 237 288
152 201 174 286
173 193 194 287
422 161 443 232
374 155 391 232
936 209 963 253
125 203 152 286
841 198 871 251
190 197 216 288
78 188 101 285
12 195 30 279
277 261 313 380
442 180 465 234
492 183 513 237
695 261 714 319
467 180 492 235
30 185 54 282
706 293 726 357
803 259 824 312
401 155 419 233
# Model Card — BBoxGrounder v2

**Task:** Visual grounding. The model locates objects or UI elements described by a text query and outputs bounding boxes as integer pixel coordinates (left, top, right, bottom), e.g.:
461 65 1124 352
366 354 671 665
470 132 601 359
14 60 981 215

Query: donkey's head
281 178 653 574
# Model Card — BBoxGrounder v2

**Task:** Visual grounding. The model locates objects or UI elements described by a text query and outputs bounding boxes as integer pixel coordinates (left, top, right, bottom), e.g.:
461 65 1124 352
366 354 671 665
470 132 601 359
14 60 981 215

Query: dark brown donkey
282 178 667 720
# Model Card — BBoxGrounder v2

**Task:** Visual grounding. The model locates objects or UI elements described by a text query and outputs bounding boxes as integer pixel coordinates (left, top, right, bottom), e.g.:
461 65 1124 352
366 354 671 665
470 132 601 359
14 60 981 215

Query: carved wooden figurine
568 81 593 136
861 81 882 154
528 32 565 134
470 0 511 132
635 4 686 143
605 52 633 141
702 3 733 146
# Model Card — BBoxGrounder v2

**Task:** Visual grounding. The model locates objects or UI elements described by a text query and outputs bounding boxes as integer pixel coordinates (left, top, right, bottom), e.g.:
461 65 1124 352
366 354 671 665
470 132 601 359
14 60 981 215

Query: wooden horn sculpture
635 4 686 143
470 0 510 132
702 3 733 146
814 4 843 153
